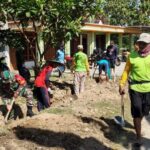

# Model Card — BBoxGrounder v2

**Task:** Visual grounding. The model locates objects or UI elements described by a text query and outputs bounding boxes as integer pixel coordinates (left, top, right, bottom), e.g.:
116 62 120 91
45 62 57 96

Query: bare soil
0 73 150 150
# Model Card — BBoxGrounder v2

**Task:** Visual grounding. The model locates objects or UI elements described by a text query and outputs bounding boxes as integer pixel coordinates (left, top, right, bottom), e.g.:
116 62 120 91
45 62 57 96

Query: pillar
105 33 110 49
80 34 83 45
87 32 95 56
118 33 123 54
65 40 71 56
129 34 134 51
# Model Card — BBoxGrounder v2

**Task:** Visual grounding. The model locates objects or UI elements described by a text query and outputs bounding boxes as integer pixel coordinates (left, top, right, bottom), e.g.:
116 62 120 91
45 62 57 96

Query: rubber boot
26 106 35 117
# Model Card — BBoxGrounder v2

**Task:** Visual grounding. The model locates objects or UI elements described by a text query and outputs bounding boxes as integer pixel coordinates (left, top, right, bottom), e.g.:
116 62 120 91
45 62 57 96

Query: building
1 21 143 70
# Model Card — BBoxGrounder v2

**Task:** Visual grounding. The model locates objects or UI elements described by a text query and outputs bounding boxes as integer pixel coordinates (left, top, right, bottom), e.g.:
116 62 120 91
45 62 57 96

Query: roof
81 23 142 34
126 26 150 32
8 21 143 34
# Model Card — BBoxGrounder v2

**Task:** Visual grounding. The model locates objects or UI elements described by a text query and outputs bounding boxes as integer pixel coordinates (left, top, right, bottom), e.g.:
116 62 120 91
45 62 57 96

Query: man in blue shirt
56 45 65 78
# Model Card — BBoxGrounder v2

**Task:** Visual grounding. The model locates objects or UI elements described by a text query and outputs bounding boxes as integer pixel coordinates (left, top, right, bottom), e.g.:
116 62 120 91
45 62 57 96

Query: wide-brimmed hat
137 33 150 43
46 60 64 66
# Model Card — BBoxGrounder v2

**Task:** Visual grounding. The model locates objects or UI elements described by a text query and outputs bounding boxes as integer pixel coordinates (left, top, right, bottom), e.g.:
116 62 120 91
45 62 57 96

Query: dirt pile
0 75 140 150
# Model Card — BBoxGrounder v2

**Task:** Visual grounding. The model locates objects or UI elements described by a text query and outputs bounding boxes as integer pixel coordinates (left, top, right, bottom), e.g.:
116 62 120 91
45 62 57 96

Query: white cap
77 45 83 50
137 33 150 43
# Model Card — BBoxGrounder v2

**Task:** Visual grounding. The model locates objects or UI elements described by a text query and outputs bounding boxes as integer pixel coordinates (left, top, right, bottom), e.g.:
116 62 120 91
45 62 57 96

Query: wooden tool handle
4 98 15 123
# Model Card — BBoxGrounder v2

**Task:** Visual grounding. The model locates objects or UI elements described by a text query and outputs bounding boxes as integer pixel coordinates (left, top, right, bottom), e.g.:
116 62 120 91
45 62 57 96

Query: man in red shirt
35 60 64 111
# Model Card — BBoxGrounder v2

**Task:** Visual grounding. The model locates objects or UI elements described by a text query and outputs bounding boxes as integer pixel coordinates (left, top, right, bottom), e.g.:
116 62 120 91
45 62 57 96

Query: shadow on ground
0 104 24 120
51 81 74 95
79 116 150 150
13 126 111 150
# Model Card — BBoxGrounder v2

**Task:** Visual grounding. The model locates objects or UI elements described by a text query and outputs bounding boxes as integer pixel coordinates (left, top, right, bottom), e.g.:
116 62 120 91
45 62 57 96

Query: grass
91 97 132 121
0 127 10 136
44 107 73 115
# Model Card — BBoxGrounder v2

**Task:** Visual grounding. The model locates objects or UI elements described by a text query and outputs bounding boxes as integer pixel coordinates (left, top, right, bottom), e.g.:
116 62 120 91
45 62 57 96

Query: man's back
106 44 118 60
74 51 88 72
56 49 65 63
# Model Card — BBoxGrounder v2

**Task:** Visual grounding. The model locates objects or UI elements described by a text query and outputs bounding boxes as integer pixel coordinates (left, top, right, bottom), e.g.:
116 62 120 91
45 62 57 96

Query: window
24 33 36 61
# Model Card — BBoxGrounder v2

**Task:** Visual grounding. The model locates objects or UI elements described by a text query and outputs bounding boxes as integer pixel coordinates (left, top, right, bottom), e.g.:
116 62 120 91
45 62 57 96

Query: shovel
114 95 125 127
92 64 98 78
4 98 15 124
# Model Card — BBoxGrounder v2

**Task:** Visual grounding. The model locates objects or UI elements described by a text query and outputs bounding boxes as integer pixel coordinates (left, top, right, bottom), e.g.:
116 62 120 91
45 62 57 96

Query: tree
103 0 150 26
0 0 103 71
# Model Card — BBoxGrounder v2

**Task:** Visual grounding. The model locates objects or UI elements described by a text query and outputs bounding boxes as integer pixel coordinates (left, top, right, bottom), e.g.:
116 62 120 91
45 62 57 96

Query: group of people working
0 45 66 116
68 33 150 147
0 32 150 147
96 41 118 82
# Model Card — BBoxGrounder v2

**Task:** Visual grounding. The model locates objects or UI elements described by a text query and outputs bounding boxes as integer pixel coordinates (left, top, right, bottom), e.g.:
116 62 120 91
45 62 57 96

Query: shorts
109 59 115 68
129 89 150 118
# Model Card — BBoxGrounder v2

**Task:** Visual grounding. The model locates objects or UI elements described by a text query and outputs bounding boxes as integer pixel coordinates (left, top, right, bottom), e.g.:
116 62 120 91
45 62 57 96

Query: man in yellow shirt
119 33 150 146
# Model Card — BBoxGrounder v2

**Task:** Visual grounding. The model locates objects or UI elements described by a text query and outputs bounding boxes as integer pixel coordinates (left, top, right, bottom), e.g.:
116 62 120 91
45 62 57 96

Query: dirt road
0 66 150 150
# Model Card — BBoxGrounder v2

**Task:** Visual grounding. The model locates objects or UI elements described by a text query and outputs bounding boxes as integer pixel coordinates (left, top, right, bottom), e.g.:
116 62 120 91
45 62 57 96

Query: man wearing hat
72 45 89 99
119 33 150 146
34 60 64 111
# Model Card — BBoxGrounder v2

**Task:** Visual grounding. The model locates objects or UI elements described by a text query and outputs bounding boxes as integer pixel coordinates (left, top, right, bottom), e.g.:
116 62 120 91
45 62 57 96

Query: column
65 40 71 56
80 34 83 45
87 32 95 56
105 33 110 49
129 34 134 51
118 33 123 54
90 32 95 55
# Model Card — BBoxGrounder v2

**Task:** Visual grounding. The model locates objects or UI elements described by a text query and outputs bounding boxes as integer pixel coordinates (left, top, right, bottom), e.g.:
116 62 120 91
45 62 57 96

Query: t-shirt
56 49 65 63
106 45 118 60
73 51 89 72
119 51 150 92
35 66 53 88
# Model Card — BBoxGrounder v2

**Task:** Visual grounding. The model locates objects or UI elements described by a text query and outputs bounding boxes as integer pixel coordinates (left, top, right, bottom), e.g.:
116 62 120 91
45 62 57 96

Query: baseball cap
137 33 150 43
77 45 83 50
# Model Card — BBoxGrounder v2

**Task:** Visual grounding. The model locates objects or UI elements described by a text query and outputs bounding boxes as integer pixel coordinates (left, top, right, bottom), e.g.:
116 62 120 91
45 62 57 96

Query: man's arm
70 55 76 72
119 58 131 94
85 56 90 75
114 46 118 59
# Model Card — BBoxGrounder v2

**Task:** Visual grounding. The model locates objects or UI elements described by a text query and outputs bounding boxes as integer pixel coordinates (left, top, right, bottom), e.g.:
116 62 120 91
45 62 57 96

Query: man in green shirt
119 33 150 146
72 45 89 99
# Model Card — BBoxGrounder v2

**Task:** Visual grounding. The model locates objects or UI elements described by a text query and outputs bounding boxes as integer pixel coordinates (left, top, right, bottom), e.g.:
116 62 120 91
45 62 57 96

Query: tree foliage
0 0 103 67
103 0 150 26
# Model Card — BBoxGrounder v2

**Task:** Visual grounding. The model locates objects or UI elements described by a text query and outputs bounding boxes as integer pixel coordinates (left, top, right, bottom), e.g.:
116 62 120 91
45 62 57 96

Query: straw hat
46 60 64 66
